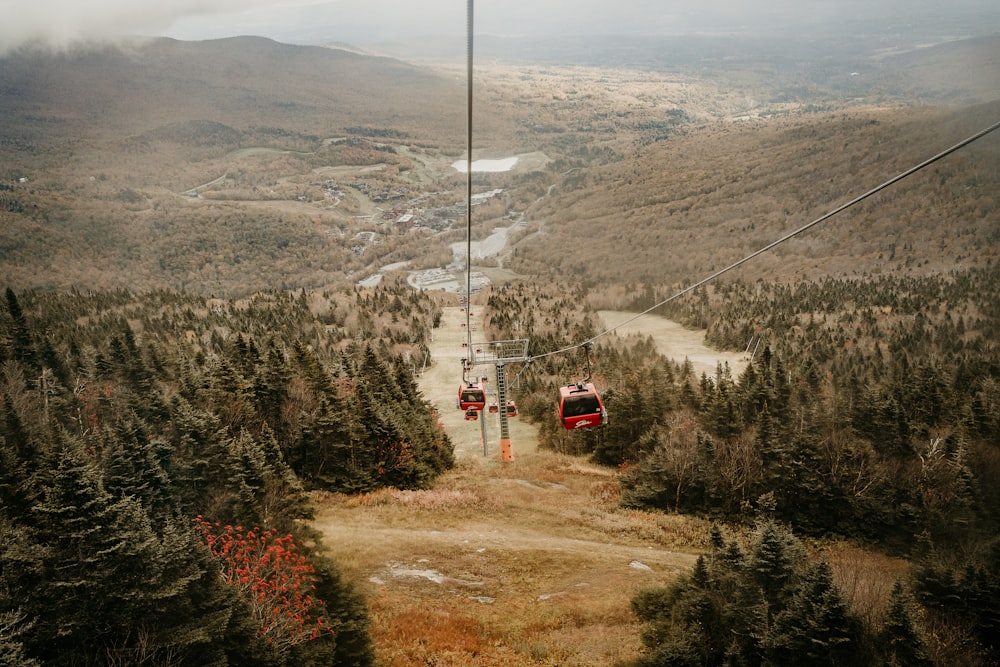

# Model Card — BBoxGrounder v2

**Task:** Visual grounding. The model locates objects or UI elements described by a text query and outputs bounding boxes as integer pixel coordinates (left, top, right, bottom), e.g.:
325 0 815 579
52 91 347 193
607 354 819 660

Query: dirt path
312 306 704 666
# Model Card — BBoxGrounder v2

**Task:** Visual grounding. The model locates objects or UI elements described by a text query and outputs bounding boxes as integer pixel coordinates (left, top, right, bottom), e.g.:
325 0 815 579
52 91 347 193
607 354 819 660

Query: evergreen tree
762 559 864 666
303 555 376 667
754 404 787 499
299 393 367 491
628 523 864 667
3 289 37 372
0 521 43 667
0 609 40 667
16 440 170 662
748 519 806 618
252 339 292 441
880 581 933 667
37 334 70 388
704 373 739 440
162 395 238 520
915 536 1000 663
592 371 655 466
205 356 254 436
630 573 714 667
0 398 39 524
257 424 313 530
100 412 180 525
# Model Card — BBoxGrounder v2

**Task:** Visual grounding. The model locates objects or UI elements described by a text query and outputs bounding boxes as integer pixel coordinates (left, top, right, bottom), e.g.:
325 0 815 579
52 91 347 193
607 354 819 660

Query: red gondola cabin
558 382 607 430
458 383 486 411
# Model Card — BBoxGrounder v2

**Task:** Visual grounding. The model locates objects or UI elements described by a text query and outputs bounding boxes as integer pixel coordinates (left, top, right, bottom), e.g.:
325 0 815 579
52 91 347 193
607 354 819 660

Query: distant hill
882 34 1000 106
0 35 997 296
0 36 468 145
388 32 1000 106
0 37 530 296
510 101 1000 287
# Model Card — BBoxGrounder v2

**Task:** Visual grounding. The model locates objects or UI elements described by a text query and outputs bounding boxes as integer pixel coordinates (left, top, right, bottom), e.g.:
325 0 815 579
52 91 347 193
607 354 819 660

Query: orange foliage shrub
193 517 334 649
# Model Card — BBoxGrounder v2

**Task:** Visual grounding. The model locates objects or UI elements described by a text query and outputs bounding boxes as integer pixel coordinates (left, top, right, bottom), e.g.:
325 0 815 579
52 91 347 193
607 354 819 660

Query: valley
2 35 998 299
1 28 999 667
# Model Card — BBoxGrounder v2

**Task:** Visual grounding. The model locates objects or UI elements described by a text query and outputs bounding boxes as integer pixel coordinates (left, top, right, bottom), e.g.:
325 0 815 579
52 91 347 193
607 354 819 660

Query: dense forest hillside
480 268 1000 664
0 36 469 143
0 37 536 295
0 282 449 664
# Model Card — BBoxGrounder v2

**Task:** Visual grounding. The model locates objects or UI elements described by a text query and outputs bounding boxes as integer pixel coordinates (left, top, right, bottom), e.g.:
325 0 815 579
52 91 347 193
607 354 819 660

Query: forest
4 271 999 665
481 266 1000 665
0 283 450 665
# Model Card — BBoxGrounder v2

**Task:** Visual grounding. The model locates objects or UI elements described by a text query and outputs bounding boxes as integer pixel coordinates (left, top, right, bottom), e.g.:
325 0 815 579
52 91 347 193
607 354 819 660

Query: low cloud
2 0 997 56
0 0 282 55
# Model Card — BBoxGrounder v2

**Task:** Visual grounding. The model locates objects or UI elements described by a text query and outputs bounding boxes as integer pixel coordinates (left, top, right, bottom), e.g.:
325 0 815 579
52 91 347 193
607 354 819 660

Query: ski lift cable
528 117 1000 363
464 0 474 352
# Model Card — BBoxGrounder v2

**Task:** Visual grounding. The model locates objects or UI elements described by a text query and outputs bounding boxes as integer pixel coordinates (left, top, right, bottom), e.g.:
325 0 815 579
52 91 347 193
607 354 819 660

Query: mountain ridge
0 36 466 143
1 34 997 296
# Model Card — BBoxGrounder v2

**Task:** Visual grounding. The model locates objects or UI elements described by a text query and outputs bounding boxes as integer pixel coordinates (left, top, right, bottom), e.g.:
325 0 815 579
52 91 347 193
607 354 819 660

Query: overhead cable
529 117 1000 362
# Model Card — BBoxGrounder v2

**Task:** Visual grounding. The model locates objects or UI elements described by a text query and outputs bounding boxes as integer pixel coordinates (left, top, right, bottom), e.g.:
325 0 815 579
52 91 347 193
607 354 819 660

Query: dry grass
370 598 492 666
821 541 912 630
363 560 651 667
339 487 504 513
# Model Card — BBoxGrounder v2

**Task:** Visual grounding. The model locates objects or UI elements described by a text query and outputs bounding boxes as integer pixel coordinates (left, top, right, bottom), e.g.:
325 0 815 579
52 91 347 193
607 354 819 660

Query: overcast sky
2 0 998 56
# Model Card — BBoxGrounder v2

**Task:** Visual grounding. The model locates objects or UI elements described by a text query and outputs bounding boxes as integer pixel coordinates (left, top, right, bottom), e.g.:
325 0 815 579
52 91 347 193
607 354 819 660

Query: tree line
627 520 934 667
483 268 1000 665
0 282 450 665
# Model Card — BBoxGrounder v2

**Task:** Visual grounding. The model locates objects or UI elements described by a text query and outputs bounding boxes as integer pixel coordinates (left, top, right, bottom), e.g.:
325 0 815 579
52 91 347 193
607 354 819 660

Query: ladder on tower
466 338 528 463
496 364 513 462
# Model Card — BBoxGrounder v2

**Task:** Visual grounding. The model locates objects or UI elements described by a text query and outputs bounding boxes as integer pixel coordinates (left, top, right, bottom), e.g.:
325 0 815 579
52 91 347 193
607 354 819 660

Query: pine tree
291 554 375 667
880 581 933 667
0 398 39 524
588 370 642 466
162 395 236 519
205 356 254 436
256 424 312 531
4 288 37 372
19 439 165 661
762 559 863 666
0 608 41 667
755 403 787 498
628 523 867 667
252 339 291 441
299 393 368 491
4 435 279 666
630 578 709 667
749 520 806 618
705 373 740 440
100 412 180 525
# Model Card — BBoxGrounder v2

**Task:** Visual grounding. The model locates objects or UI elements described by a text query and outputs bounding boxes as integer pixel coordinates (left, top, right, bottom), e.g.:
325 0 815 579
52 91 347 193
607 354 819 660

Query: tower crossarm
468 338 530 366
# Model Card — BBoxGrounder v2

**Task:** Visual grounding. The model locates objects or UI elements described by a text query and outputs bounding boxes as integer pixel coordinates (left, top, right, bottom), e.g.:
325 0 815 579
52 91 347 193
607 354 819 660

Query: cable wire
528 118 1000 362
464 0 474 357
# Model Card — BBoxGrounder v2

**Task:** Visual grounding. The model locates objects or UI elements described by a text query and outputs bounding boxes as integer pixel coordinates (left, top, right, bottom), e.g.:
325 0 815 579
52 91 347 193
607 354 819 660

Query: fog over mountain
4 0 999 59
164 0 1000 44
